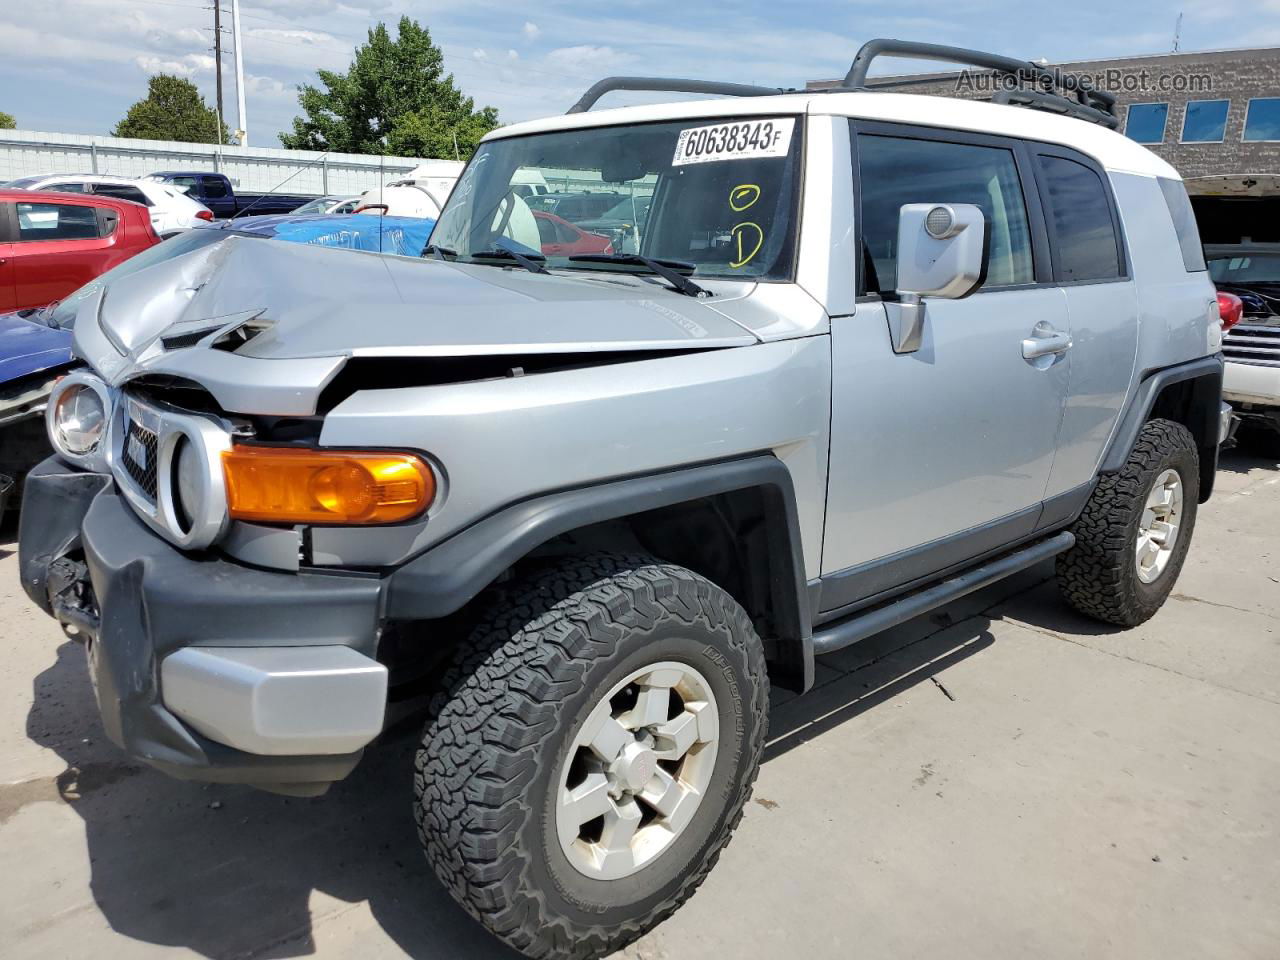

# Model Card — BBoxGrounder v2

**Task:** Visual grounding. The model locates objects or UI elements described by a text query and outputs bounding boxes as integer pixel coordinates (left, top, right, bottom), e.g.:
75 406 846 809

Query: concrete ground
1 449 1277 960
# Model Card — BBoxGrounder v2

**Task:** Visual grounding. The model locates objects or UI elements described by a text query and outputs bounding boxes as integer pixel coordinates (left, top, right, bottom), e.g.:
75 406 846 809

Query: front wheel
414 554 769 959
1056 418 1200 626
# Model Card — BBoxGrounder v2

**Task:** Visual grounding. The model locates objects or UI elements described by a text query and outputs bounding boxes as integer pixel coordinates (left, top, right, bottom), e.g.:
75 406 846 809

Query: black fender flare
1100 355 1223 501
385 455 815 691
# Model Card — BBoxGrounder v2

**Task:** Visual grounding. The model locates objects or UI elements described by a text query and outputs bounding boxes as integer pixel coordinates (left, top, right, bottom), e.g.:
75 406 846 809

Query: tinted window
201 176 229 198
93 184 151 206
1208 253 1280 284
1036 155 1122 282
1126 103 1169 143
857 133 1034 292
1157 178 1206 272
1244 98 1280 142
14 202 103 241
45 182 89 193
1181 100 1229 142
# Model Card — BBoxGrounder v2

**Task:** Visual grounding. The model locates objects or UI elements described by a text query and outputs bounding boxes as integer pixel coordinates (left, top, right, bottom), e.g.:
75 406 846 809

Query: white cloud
522 21 540 39
472 48 487 60
507 49 519 60
134 53 216 78
248 27 341 46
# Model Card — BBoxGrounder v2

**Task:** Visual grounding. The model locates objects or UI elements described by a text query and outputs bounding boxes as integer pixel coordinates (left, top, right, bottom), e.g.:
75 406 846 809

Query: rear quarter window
1035 154 1124 283
1156 177 1207 272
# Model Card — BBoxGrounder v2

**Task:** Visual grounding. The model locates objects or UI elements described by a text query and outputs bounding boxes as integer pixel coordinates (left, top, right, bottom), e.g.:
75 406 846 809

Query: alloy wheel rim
555 661 719 881
1136 468 1183 584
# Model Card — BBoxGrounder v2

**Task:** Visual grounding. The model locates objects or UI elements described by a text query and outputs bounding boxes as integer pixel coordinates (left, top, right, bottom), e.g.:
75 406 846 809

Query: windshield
1209 253 1280 285
431 116 802 280
39 227 234 329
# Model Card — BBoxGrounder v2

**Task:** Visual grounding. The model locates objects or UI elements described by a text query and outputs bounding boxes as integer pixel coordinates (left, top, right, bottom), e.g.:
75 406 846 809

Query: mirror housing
888 203 987 354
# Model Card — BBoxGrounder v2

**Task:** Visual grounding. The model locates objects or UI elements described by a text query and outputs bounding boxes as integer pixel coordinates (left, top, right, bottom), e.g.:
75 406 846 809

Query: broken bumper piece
18 457 388 795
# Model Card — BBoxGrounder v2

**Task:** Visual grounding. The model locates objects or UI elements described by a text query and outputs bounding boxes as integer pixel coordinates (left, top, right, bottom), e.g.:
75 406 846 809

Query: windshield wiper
469 247 548 275
567 254 709 298
423 244 457 261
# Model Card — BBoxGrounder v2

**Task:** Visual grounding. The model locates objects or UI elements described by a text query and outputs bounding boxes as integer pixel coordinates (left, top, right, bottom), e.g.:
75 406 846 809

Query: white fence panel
0 130 430 197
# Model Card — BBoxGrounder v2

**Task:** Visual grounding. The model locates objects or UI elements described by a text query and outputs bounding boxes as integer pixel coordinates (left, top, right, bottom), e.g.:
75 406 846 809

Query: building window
1181 99 1229 143
1125 103 1169 144
1244 98 1280 142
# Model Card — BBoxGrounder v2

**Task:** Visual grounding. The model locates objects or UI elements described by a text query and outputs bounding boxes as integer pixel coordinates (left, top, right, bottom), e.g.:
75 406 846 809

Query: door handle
1022 322 1073 360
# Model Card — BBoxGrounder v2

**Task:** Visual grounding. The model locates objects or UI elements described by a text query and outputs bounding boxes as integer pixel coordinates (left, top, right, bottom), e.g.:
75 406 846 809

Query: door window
92 184 152 206
857 133 1034 293
201 177 230 199
14 202 103 241
1035 155 1123 282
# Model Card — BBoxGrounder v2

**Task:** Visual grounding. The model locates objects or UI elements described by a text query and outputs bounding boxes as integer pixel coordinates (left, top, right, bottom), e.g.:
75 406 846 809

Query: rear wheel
414 554 768 959
1056 419 1199 626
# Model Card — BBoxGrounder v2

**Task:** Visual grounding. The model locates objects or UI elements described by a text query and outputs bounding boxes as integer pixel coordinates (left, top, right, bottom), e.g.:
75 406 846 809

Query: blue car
225 212 437 257
0 310 74 513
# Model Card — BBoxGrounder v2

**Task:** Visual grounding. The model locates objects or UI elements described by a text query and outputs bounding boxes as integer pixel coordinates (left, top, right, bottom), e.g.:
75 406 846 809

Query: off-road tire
1056 418 1199 627
413 553 769 959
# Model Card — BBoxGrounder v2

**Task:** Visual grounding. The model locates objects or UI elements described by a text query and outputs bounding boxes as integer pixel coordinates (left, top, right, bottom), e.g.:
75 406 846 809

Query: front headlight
52 384 107 455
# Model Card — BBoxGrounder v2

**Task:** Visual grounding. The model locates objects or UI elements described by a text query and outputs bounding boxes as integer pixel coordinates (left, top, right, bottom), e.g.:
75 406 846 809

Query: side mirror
888 203 987 354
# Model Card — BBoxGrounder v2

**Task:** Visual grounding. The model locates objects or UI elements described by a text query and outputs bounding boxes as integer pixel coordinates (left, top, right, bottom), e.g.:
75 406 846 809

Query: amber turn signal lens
222 445 435 525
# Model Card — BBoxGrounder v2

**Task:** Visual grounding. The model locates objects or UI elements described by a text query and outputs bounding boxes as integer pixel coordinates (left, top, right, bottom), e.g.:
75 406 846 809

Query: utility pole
231 0 248 146
212 1 224 144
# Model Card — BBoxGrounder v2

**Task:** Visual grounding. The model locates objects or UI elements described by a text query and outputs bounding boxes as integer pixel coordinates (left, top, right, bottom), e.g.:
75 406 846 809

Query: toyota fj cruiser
19 40 1227 960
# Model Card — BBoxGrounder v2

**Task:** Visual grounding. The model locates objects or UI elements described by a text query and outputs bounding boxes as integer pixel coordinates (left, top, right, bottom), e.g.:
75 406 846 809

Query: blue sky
2 0 1278 150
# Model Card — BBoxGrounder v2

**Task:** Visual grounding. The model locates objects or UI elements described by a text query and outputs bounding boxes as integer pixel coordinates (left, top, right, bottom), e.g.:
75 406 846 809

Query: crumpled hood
79 234 757 363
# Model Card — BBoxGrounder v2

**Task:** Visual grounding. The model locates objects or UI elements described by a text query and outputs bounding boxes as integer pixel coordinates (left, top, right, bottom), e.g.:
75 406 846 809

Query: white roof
488 90 1178 180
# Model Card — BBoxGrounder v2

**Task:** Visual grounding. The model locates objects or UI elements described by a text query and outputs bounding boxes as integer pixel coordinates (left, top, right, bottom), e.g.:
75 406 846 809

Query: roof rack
566 38 1120 130
567 77 791 114
846 39 1118 128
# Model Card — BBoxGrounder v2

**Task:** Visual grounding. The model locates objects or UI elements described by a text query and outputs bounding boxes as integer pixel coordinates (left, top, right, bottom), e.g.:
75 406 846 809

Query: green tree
0 111 15 130
113 74 228 144
280 16 498 158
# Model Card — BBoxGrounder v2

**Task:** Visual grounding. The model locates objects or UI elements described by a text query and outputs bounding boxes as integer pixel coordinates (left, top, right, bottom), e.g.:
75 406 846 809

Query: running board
811 531 1075 656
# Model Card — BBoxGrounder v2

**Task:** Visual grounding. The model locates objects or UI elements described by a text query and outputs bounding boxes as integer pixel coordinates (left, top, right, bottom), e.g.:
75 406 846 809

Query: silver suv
19 41 1227 960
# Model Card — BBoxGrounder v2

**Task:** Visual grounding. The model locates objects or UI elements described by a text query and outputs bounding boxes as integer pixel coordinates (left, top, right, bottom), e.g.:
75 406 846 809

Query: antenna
1173 11 1183 53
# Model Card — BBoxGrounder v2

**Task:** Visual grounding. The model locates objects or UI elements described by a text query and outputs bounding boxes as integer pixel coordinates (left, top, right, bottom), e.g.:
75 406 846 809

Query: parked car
287 195 363 216
1208 243 1280 453
573 194 653 253
527 190 625 222
532 211 612 256
0 310 73 513
17 38 1228 960
226 212 437 257
355 161 465 220
0 189 160 312
3 174 214 236
142 171 312 218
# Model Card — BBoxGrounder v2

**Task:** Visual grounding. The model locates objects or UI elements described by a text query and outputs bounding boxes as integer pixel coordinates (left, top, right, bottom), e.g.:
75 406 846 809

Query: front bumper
19 457 388 794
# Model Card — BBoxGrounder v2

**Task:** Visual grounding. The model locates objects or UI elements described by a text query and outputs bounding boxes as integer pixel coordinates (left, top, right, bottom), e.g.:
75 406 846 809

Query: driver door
819 123 1070 614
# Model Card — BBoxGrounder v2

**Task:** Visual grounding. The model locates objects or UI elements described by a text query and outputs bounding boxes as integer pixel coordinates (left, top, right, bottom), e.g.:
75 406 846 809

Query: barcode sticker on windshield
672 118 795 166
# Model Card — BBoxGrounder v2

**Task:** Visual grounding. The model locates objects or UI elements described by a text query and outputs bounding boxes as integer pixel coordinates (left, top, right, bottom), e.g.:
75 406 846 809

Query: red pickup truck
0 189 161 312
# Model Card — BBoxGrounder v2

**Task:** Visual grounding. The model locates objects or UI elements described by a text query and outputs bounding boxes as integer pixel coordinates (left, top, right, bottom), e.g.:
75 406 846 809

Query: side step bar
811 531 1075 656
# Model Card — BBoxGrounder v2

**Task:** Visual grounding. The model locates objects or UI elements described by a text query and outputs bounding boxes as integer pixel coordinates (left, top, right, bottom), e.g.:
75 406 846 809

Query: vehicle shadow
19 563 1102 957
1217 444 1279 475
25 640 520 960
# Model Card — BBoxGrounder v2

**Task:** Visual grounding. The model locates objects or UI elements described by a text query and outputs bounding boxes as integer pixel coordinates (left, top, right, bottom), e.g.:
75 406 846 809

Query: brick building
808 45 1280 186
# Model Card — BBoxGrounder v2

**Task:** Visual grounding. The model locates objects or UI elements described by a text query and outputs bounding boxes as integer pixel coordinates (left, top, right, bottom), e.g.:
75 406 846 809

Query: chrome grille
120 417 159 500
1224 323 1280 368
